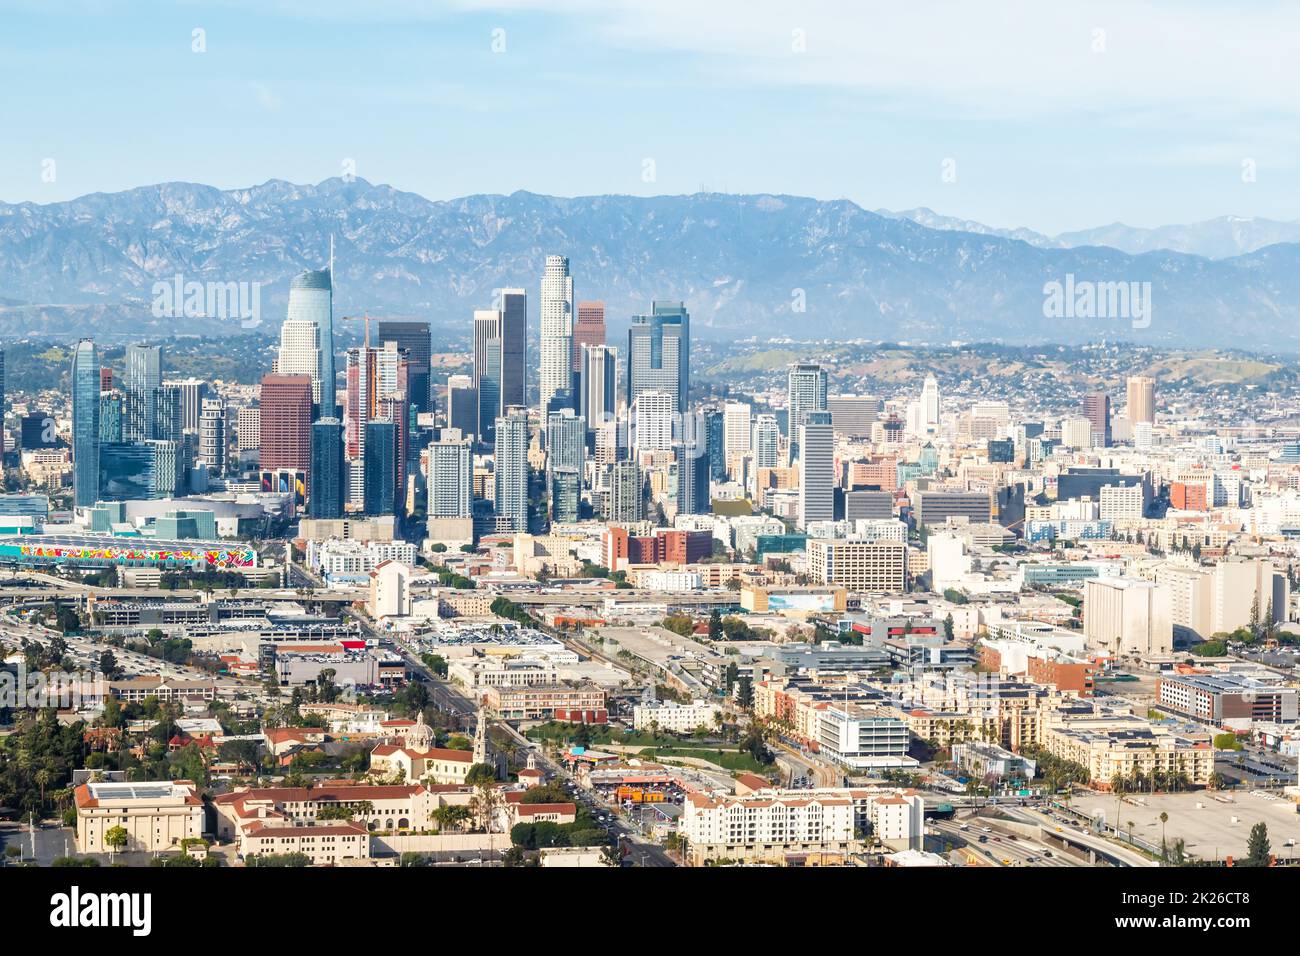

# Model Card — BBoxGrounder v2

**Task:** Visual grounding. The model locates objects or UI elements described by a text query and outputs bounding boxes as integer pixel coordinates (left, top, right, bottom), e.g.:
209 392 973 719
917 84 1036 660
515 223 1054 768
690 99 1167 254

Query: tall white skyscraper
753 414 780 469
278 319 321 404
539 255 574 415
723 402 752 458
632 389 676 454
920 374 940 428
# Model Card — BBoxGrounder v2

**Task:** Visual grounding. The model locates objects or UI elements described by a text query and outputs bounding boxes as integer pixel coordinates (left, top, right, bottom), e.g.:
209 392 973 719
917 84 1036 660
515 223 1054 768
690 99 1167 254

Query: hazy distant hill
4 178 1300 348
879 206 1300 259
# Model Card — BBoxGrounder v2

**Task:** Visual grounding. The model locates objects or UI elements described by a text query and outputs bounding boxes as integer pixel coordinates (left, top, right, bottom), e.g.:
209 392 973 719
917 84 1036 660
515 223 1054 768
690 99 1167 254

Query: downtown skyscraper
579 343 617 438
798 409 835 529
286 266 335 415
1127 375 1155 425
473 309 503 443
539 255 574 415
124 343 161 442
572 301 605 372
628 301 689 415
498 288 527 412
71 339 101 508
1083 391 1112 447
494 406 530 532
377 320 432 414
787 362 828 461
259 374 313 475
310 418 344 519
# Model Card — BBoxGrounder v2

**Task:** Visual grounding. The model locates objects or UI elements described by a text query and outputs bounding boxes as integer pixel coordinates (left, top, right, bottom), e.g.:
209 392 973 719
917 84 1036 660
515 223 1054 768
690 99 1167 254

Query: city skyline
2 0 1297 912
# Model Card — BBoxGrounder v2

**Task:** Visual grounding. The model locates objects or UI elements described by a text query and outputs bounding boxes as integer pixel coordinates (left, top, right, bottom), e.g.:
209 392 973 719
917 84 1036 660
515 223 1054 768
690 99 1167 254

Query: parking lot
1068 790 1300 862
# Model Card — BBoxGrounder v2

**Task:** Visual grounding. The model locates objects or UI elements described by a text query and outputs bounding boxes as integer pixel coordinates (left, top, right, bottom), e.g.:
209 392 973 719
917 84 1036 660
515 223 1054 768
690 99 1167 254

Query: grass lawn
636 746 771 773
524 722 713 750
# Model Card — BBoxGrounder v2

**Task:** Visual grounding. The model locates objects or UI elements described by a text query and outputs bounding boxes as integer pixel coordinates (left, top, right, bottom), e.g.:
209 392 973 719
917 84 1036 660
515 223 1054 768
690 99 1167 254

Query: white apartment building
307 538 418 577
723 401 752 458
1060 417 1092 450
632 389 676 453
632 699 723 733
682 790 856 865
927 532 971 591
869 794 926 851
815 705 914 771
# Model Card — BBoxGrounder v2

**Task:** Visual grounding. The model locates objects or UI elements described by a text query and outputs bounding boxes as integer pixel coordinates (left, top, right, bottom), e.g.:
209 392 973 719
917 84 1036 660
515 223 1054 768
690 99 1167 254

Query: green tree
1244 822 1271 867
104 825 128 858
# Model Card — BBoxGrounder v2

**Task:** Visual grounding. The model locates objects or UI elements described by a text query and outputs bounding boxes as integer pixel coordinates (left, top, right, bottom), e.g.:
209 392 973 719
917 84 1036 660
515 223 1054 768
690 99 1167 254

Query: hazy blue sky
4 0 1299 233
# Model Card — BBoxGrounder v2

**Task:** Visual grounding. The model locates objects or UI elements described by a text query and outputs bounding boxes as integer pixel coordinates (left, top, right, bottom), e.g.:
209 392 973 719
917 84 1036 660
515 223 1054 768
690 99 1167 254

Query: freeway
1000 805 1158 867
929 817 1083 867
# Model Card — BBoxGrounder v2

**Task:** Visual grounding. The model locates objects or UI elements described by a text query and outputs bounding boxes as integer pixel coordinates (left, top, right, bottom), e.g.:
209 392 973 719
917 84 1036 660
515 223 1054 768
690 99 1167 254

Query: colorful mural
0 541 255 570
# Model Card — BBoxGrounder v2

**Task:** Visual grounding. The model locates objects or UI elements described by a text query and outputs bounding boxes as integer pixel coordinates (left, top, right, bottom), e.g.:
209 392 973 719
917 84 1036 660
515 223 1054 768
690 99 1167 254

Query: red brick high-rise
259 374 313 473
572 301 606 372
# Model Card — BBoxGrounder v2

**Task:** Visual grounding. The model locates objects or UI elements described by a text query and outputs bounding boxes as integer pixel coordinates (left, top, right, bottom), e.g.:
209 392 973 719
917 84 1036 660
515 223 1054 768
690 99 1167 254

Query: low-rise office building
1156 672 1298 730
74 780 205 853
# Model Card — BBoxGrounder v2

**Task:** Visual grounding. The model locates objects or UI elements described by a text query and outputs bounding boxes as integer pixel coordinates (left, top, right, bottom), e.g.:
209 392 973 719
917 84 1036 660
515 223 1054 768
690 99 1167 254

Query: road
929 818 1082 867
494 718 677 868
393 624 674 866
1002 805 1158 867
773 740 842 789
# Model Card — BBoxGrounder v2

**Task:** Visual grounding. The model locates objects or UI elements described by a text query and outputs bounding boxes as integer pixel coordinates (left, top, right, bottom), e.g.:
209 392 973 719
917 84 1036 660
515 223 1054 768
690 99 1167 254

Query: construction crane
339 313 375 349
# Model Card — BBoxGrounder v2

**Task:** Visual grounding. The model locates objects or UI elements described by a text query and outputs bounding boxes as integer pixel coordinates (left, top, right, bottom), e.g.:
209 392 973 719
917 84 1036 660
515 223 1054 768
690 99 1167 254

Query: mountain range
876 207 1300 259
3 177 1300 348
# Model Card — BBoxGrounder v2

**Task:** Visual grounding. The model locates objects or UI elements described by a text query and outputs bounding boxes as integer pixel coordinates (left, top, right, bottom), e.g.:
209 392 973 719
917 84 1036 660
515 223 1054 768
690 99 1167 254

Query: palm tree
1159 811 1169 863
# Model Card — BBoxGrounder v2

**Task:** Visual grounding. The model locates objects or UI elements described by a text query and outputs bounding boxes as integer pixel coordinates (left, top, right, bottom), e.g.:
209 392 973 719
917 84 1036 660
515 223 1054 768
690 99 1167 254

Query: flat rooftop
1069 790 1300 861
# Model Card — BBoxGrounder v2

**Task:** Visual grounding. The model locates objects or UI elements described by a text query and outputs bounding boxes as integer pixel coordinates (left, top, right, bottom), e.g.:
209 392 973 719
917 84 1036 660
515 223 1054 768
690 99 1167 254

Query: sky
3 0 1300 233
